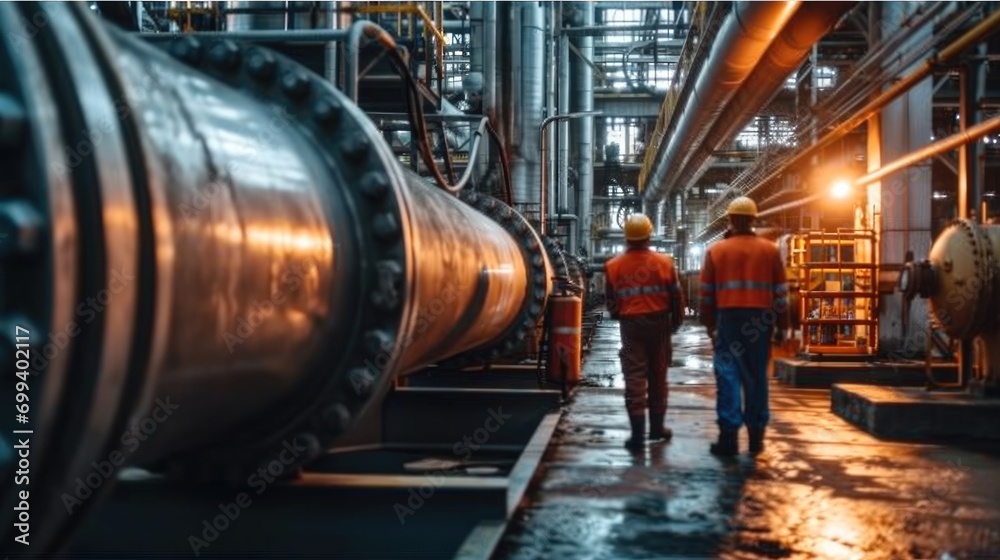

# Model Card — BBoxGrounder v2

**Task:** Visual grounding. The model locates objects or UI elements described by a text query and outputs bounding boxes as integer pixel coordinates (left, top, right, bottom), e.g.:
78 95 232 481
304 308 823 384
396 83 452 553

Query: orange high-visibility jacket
604 248 682 320
699 232 788 327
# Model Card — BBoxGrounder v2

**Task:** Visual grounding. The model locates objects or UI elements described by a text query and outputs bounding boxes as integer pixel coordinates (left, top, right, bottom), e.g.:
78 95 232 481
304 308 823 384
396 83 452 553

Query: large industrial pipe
670 2 854 198
642 1 801 207
0 3 550 554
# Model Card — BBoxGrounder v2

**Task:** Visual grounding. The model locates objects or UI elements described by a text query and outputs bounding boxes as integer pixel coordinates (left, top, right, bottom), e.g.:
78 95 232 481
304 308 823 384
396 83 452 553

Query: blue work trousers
713 308 772 431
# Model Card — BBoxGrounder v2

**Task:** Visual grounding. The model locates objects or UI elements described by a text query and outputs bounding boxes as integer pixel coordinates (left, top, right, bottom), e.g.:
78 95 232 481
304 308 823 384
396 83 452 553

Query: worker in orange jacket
699 197 788 456
605 215 684 451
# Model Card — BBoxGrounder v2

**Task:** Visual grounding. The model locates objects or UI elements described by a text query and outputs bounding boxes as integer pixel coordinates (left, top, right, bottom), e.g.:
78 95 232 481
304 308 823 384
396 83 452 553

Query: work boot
624 414 645 451
748 426 766 455
709 429 738 456
648 411 673 442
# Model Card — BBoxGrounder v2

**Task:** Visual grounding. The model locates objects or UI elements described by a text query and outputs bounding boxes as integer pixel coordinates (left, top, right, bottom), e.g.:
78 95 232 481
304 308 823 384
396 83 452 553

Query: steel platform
831 383 1000 441
69 386 562 559
774 357 959 387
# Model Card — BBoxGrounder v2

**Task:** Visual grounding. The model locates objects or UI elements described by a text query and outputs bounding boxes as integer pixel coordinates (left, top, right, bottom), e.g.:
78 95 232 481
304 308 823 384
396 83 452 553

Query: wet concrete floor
494 318 1000 560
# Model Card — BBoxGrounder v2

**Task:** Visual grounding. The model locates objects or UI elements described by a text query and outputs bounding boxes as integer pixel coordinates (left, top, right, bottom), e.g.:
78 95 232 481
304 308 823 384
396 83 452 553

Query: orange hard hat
726 196 758 217
624 214 653 241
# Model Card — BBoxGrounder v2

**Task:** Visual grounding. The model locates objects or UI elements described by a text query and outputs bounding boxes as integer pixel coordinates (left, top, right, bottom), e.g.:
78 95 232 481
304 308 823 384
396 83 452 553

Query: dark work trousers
713 308 772 431
618 312 672 416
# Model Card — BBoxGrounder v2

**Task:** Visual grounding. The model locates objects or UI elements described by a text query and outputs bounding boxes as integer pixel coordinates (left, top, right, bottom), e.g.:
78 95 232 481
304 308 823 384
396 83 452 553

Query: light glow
831 180 852 200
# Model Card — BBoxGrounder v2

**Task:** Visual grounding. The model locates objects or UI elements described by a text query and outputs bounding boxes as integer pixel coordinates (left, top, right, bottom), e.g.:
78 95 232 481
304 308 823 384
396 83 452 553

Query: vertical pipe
483 1 496 115
558 32 570 226
547 1 558 233
470 2 484 76
968 42 988 219
519 2 544 210
572 1 594 256
959 66 969 220
324 1 347 86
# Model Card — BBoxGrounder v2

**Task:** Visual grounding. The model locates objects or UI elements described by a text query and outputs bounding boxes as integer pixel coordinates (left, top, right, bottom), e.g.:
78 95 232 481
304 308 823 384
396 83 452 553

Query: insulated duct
642 1 800 206
669 2 854 197
0 3 551 554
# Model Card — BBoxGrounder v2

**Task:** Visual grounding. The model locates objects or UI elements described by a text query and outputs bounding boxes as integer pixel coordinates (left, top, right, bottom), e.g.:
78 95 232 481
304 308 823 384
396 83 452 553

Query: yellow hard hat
624 214 653 241
726 196 758 217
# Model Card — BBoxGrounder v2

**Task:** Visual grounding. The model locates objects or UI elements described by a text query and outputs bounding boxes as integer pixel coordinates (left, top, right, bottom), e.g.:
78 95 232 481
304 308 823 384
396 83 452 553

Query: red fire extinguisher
547 291 582 385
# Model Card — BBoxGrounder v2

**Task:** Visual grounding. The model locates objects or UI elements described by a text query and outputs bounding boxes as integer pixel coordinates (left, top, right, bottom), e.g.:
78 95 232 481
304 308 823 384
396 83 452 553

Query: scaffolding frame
793 228 878 356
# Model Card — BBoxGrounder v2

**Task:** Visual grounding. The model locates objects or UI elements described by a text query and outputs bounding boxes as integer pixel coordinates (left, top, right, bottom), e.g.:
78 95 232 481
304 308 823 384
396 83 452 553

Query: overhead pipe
699 3 999 242
642 1 801 207
670 2 855 198
736 6 1000 208
754 113 1000 219
1 3 551 554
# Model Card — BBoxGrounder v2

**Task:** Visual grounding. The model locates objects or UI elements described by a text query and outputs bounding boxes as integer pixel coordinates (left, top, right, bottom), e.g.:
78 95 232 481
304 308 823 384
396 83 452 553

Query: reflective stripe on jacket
604 248 680 318
699 233 787 317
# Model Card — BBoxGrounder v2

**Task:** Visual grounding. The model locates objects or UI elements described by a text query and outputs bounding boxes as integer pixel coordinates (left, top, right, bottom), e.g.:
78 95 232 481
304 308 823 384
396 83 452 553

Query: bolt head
373 213 400 241
246 49 276 81
208 40 240 70
169 37 203 64
312 98 342 129
280 70 310 100
360 171 391 199
340 133 371 162
364 329 393 357
0 95 26 146
0 200 42 256
320 404 352 433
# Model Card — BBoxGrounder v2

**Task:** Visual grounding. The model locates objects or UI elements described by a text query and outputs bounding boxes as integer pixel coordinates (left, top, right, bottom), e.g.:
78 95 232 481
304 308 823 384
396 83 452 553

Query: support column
878 1 932 355
964 43 988 220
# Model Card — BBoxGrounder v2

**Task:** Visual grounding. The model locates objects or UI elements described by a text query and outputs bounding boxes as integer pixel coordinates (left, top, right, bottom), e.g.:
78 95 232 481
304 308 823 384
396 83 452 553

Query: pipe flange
941 218 997 338
542 236 569 283
162 38 410 480
458 191 550 359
